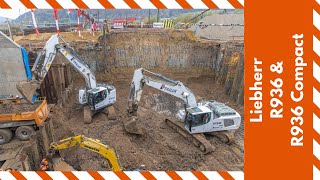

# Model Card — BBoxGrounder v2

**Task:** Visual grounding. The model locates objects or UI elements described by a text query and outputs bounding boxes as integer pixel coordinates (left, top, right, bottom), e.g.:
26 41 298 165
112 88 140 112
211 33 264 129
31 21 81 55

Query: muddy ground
51 68 244 171
12 31 244 171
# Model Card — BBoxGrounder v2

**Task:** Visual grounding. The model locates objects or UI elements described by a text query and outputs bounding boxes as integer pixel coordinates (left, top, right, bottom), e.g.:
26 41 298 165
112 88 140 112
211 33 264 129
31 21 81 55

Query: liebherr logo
160 84 177 93
71 58 82 69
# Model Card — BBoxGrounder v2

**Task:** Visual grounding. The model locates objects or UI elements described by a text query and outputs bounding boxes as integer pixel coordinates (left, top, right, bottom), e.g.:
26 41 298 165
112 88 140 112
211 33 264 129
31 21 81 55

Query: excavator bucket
124 117 143 135
43 154 76 171
16 80 39 103
50 156 76 171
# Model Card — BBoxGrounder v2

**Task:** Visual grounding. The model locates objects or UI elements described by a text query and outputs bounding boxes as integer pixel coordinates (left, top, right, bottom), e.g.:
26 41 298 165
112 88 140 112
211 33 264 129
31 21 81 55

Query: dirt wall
23 30 244 104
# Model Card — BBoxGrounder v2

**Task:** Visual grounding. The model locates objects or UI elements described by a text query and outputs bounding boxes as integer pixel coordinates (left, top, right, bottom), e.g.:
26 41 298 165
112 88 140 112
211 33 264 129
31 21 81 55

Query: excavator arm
128 68 197 115
16 34 97 103
125 68 197 134
48 135 122 171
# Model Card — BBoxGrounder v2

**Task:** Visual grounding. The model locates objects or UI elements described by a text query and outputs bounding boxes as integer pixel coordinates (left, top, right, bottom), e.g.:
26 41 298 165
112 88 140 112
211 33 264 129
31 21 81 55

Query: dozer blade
16 80 39 103
165 118 215 154
124 117 143 135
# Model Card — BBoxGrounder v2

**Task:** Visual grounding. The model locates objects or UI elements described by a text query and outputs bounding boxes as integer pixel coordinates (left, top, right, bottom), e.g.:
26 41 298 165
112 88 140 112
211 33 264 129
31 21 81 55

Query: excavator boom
125 68 197 134
17 34 97 103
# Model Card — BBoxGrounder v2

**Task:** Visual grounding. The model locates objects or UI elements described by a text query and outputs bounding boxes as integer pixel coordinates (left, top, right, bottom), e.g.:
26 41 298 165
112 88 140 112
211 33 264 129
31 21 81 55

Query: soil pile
0 101 41 114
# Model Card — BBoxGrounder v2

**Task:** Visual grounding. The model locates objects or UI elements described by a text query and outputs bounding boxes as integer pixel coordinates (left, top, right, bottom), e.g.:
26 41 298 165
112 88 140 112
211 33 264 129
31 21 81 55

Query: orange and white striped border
0 0 244 9
0 171 244 180
0 1 244 179
314 0 320 179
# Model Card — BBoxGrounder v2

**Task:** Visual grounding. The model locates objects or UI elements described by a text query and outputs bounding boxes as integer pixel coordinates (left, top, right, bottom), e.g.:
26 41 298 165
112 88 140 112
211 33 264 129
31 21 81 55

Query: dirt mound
15 32 101 45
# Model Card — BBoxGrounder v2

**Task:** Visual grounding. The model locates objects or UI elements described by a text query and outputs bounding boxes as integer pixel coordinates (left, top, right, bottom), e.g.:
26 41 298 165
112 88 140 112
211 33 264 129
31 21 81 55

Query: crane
126 68 241 153
42 135 122 171
16 34 116 123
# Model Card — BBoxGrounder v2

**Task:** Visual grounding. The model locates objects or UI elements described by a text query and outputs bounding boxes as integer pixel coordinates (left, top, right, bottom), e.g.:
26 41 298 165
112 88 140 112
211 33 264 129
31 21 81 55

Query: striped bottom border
0 171 244 180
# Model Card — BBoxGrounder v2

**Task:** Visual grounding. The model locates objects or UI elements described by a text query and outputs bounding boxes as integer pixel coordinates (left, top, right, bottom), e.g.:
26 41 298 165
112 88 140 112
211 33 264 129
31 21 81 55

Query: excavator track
165 118 215 154
209 131 236 145
83 106 92 124
105 106 116 120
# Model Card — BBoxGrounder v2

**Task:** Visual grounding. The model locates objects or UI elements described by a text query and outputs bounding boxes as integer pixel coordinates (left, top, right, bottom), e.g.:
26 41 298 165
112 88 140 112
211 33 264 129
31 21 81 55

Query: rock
83 129 89 135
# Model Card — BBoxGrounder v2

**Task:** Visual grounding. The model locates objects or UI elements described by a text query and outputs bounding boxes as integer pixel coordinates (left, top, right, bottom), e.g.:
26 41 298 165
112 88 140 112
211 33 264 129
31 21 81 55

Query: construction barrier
163 19 174 29
153 22 164 28
112 23 124 29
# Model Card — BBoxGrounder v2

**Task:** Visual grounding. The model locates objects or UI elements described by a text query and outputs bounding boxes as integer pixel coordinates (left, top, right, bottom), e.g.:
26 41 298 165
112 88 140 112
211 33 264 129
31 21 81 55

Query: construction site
0 10 244 171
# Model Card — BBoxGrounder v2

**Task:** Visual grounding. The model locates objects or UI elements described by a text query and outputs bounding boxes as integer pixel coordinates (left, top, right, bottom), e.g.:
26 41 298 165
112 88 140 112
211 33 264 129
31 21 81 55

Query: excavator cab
184 107 212 133
87 87 108 110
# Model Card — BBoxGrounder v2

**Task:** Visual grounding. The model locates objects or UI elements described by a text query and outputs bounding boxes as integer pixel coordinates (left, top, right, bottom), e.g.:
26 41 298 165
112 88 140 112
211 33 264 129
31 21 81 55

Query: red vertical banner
30 9 39 35
53 9 60 34
77 9 81 37
245 0 313 179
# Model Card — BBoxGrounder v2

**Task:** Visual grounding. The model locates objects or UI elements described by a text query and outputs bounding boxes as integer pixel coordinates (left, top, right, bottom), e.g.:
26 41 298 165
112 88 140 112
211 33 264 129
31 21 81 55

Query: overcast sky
0 9 30 19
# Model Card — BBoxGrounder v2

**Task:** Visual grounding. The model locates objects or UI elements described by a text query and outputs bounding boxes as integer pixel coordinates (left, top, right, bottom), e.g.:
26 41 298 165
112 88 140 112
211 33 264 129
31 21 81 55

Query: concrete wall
0 31 27 97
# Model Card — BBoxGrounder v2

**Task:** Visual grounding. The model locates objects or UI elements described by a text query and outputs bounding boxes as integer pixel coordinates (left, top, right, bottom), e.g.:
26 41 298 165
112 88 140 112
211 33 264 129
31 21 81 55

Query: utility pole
148 9 151 27
7 18 13 41
97 10 100 22
126 12 128 27
157 9 160 22
68 12 71 30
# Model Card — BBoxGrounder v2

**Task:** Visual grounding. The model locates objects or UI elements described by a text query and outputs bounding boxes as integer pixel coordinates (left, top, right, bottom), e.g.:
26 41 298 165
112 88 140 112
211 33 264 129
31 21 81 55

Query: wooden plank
64 64 69 87
61 65 65 91
52 67 58 103
67 64 72 86
0 145 23 161
47 70 54 103
38 63 72 104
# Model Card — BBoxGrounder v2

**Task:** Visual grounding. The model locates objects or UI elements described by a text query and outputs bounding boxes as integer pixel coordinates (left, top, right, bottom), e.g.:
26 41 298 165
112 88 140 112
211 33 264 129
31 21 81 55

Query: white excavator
125 68 241 153
16 34 116 123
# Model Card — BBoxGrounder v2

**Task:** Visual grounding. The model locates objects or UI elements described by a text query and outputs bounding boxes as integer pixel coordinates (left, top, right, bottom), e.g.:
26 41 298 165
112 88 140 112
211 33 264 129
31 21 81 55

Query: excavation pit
14 30 244 171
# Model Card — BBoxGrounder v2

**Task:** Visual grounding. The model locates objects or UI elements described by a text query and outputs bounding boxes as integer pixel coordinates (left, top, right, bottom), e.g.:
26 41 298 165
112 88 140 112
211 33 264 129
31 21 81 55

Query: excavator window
90 90 107 105
203 113 210 124
188 113 211 127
